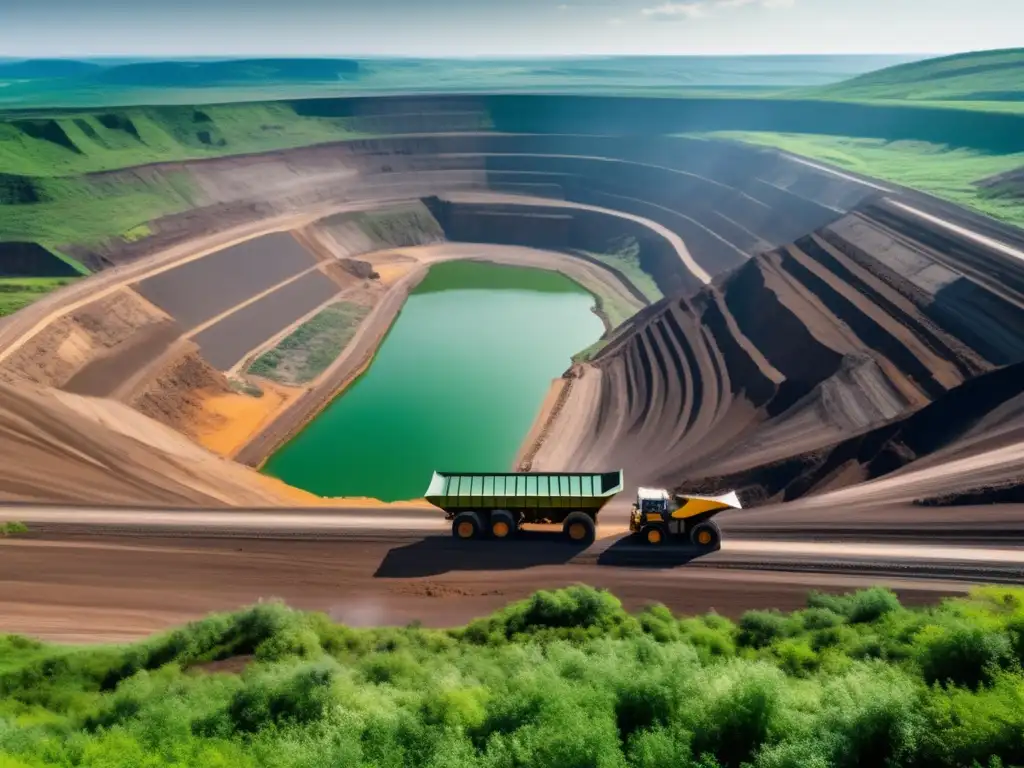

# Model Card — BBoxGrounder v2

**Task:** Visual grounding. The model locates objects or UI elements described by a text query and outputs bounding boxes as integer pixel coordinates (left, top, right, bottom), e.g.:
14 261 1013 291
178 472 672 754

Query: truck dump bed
425 470 624 514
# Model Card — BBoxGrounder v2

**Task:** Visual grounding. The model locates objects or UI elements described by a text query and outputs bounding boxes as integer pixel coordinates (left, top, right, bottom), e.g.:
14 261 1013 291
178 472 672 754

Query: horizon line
0 51 972 62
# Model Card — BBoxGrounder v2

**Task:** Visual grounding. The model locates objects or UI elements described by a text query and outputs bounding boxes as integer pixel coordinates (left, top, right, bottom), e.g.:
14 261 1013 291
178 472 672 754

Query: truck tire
563 512 596 545
641 525 667 545
690 520 721 550
490 510 516 540
452 511 483 541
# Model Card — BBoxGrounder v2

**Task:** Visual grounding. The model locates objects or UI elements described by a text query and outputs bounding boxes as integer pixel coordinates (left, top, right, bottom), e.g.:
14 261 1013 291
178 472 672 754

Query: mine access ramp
424 470 624 545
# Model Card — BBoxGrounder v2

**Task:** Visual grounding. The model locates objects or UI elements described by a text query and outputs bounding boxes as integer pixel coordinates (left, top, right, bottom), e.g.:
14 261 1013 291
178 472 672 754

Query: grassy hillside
0 277 78 317
92 59 360 87
709 131 1024 228
1 586 1023 767
809 48 1024 104
0 102 369 177
0 101 376 270
0 172 197 248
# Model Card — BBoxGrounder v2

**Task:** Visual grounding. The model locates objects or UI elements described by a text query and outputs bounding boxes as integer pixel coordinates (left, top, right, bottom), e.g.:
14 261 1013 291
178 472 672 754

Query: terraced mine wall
6 93 1024 505
59 131 880 291
547 197 1024 505
288 94 1024 154
424 197 703 297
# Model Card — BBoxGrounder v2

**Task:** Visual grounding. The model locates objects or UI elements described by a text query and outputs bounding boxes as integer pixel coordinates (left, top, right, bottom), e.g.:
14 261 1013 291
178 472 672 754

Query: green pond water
262 261 604 501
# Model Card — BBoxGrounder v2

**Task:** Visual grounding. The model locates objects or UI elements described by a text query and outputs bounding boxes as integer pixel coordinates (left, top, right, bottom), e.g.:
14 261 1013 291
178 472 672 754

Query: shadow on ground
374 531 716 578
374 531 589 578
595 535 712 568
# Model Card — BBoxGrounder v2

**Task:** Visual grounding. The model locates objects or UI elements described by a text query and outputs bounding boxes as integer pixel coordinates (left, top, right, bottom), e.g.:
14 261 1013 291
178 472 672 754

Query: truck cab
629 487 742 549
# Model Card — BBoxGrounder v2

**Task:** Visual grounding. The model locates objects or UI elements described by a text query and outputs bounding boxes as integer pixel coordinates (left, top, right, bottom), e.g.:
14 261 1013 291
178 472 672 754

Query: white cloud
641 0 794 19
607 16 625 25
557 3 569 9
640 2 707 19
718 0 796 7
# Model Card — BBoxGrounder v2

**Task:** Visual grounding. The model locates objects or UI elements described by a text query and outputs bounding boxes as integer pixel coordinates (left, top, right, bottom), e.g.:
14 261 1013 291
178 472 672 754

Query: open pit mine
1 94 1024 522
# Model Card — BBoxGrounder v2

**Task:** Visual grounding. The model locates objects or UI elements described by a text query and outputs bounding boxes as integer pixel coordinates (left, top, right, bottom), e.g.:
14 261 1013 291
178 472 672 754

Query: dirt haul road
1 504 1021 642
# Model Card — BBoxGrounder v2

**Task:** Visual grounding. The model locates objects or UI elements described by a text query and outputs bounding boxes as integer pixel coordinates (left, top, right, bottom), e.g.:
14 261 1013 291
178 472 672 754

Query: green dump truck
424 470 625 545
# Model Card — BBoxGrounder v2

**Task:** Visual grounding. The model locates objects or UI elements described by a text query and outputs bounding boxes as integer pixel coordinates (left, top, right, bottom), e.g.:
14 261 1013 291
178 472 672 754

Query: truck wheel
490 510 516 540
563 512 596 545
690 521 721 550
452 511 483 541
641 525 667 545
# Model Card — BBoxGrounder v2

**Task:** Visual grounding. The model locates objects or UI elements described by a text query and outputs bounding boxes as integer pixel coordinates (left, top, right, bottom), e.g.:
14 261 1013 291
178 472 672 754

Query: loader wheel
642 525 667 545
563 512 596 546
490 510 516 540
452 511 483 540
690 521 721 550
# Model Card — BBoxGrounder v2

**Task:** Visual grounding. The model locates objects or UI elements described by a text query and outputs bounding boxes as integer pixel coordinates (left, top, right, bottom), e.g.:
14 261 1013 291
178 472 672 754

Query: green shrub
737 610 792 649
462 585 641 643
799 607 845 631
807 588 903 624
0 521 28 537
774 639 819 677
691 662 783 768
0 586 1023 768
916 623 1014 689
225 662 340 733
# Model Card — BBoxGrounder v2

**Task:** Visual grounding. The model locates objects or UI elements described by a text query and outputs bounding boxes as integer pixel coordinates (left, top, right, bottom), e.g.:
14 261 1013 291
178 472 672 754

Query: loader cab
634 487 672 518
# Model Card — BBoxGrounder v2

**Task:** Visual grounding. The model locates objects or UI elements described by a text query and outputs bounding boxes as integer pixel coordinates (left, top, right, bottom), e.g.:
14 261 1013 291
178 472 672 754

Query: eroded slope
539 198 1024 504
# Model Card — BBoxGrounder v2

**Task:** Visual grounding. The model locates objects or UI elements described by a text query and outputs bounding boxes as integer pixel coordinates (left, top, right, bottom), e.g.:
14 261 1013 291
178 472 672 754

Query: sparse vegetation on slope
1 586 1022 768
248 301 372 385
578 236 664 304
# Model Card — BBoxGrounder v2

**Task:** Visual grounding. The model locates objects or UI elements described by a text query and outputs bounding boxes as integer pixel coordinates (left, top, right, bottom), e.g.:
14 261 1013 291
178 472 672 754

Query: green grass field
0 103 372 177
1 585 1023 767
248 301 372 385
707 131 1024 228
0 172 197 249
807 48 1024 106
0 277 78 317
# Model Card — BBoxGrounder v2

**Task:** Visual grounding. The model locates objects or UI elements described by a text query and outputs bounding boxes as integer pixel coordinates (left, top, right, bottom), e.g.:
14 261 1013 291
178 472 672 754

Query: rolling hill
810 47 1024 103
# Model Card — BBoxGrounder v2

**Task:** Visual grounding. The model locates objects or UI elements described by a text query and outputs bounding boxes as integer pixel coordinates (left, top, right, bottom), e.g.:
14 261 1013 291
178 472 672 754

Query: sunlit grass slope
808 48 1024 105
0 103 369 177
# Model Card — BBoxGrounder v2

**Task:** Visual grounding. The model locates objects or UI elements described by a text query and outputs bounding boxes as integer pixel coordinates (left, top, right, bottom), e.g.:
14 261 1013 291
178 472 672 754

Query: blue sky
3 0 1022 57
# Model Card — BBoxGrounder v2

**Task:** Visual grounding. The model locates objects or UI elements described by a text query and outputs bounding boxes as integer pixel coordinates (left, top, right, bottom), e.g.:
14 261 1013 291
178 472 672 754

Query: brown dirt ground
0 382 307 507
129 347 231 438
0 534 967 643
0 289 171 390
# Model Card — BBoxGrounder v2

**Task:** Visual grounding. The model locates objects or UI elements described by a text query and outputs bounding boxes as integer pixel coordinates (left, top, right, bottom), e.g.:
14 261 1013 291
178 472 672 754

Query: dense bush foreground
2 586 1023 768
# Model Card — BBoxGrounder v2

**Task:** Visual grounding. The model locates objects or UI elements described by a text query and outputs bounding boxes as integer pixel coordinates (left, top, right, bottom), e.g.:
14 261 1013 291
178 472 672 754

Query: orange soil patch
252 473 431 507
194 380 303 458
374 262 417 286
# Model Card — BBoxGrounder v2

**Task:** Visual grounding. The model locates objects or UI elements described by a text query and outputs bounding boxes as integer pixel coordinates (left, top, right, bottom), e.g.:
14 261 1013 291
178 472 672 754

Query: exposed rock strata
543 200 1024 504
